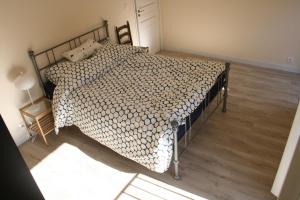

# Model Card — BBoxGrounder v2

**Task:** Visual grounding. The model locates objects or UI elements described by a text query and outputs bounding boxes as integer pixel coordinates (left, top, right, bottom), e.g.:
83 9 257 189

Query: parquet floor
20 51 300 200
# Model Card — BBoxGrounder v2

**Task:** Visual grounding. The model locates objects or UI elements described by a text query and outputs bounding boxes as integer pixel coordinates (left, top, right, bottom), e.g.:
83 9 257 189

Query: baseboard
16 132 30 146
163 48 300 74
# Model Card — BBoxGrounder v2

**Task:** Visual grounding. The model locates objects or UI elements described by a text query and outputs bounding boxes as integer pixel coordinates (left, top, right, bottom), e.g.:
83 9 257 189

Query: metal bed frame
27 20 230 180
171 63 230 179
28 20 109 96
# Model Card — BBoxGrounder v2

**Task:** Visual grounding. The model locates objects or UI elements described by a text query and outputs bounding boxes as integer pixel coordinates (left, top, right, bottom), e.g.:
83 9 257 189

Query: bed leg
171 120 181 180
222 63 230 113
188 116 192 143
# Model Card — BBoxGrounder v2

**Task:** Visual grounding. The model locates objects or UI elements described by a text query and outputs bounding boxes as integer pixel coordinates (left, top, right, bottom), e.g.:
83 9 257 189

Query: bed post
171 120 181 180
28 50 46 96
103 20 109 38
222 63 231 112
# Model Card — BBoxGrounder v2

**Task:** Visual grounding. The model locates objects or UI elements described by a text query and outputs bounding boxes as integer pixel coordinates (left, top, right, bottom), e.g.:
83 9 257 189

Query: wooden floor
19 52 300 200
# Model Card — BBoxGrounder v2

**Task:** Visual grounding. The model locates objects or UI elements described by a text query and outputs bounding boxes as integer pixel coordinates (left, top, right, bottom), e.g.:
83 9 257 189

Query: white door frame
133 0 141 46
272 100 300 199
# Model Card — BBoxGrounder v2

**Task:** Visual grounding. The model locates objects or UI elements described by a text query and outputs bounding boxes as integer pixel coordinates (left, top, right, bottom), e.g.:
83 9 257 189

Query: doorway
135 0 161 54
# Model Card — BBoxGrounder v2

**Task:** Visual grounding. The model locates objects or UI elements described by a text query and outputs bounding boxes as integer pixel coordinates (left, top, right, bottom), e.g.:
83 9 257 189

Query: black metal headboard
28 20 109 98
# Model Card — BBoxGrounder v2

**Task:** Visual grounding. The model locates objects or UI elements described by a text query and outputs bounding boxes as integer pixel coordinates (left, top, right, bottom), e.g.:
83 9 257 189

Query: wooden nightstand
20 96 54 145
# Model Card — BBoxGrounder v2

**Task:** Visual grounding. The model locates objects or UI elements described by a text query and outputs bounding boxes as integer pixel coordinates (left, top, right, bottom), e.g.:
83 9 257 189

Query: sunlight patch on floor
117 174 207 200
31 143 208 200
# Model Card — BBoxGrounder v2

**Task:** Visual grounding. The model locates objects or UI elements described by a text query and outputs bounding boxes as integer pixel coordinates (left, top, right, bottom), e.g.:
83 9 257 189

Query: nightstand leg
41 134 48 145
36 121 48 145
20 114 32 138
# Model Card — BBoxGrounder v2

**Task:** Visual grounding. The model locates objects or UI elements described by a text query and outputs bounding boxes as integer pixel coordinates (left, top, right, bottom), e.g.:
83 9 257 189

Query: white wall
160 0 300 73
0 0 138 145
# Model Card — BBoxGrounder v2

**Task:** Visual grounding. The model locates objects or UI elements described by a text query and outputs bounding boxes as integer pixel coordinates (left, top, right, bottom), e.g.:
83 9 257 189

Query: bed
28 20 230 179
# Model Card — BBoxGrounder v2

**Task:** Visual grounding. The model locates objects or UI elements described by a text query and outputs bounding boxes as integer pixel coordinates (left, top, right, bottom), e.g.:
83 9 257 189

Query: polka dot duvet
47 43 225 173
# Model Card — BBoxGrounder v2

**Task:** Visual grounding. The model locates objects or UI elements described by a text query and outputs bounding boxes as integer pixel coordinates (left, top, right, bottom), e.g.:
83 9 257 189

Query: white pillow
62 39 102 62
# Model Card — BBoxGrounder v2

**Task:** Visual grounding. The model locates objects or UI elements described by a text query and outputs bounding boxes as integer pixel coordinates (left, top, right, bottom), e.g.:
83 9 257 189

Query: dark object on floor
44 80 56 99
